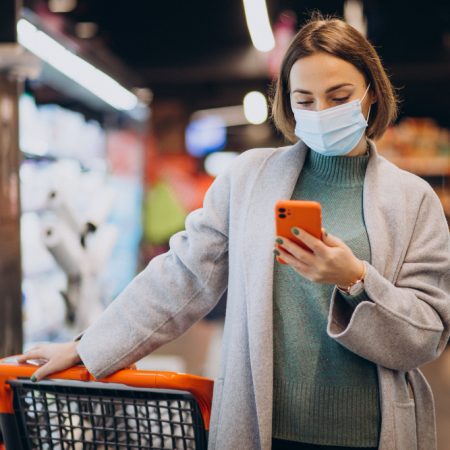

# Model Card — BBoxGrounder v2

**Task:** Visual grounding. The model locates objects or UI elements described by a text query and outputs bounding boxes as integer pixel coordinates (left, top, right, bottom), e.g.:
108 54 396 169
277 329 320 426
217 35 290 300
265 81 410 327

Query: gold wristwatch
337 260 367 296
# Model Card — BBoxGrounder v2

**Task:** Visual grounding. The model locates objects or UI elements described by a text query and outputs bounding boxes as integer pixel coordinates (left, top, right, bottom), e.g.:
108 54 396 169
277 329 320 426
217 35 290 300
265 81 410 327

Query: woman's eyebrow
291 83 355 94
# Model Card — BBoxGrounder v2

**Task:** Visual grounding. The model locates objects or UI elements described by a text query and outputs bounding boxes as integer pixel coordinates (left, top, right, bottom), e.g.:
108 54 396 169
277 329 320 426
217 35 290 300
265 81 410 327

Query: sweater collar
303 147 369 187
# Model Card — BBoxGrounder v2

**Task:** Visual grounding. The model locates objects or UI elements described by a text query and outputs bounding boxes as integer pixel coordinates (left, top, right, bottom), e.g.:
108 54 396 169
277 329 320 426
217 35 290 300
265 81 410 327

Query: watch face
349 281 364 296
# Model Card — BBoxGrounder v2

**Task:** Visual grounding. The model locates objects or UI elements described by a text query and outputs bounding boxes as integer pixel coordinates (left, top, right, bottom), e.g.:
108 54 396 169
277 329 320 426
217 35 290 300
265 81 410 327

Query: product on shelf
375 117 450 221
376 117 450 160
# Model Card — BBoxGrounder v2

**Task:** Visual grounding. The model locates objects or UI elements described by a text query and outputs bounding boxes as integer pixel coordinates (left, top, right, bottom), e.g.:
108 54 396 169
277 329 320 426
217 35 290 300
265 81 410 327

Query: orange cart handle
0 356 213 429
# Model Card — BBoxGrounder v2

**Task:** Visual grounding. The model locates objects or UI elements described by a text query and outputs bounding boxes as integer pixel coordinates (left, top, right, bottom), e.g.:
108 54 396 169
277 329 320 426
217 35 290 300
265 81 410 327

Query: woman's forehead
289 53 364 91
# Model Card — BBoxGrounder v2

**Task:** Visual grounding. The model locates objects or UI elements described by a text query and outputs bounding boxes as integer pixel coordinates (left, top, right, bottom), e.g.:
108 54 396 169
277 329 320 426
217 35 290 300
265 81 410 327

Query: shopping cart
0 356 213 450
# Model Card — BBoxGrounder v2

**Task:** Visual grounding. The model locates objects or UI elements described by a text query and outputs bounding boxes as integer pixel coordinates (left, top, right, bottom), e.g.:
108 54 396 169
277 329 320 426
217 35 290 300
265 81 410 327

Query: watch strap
337 260 367 295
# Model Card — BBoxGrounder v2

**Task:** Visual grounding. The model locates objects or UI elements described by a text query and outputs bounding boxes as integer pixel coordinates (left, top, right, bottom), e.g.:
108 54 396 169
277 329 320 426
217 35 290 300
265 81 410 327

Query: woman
18 14 450 450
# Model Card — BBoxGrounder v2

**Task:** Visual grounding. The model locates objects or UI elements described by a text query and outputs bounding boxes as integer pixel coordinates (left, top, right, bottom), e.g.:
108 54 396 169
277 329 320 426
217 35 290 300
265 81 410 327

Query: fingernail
324 229 328 237
30 375 37 382
273 249 280 256
291 227 300 235
275 238 283 245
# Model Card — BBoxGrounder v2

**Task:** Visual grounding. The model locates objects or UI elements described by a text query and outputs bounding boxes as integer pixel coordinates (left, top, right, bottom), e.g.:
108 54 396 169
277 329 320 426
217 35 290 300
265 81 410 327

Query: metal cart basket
0 356 213 450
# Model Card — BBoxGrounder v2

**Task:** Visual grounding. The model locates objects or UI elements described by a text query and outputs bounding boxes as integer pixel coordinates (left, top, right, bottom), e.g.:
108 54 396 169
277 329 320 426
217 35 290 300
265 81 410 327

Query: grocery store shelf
385 155 450 176
380 154 450 221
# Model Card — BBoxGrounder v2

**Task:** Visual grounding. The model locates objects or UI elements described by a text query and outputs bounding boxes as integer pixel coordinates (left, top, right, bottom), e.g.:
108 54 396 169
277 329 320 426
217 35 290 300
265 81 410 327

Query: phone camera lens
279 214 286 218
278 208 286 213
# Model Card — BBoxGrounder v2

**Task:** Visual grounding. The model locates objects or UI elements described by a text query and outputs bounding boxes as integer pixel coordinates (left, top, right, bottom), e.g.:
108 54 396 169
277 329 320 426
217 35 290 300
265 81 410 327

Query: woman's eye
296 96 351 105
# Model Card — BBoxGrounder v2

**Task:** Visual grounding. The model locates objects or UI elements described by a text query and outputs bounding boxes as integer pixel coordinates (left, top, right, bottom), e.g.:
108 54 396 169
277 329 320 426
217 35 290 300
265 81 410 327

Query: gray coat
77 139 450 450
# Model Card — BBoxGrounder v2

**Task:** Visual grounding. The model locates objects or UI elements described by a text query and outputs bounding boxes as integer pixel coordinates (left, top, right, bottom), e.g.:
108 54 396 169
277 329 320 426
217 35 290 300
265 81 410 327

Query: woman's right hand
16 342 82 382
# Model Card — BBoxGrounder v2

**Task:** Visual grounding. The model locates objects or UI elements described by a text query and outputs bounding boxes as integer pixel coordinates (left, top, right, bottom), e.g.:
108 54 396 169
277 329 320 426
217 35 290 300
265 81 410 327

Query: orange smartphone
275 200 322 264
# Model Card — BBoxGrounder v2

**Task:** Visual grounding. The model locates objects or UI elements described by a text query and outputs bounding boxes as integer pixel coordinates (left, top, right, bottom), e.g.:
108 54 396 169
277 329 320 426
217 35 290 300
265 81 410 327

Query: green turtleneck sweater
272 149 381 447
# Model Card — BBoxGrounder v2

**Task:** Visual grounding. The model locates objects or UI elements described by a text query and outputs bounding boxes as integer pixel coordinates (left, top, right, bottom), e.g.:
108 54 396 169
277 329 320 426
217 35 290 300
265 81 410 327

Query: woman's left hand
274 227 364 287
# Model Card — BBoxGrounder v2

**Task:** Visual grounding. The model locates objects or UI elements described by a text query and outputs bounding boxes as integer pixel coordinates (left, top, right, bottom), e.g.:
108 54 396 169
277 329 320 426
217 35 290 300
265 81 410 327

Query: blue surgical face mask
292 83 371 156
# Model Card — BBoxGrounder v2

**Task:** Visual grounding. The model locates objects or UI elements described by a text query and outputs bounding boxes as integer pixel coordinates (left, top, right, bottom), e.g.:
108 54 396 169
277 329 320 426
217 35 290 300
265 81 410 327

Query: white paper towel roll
47 190 82 234
85 223 119 273
76 276 104 332
84 186 116 229
41 222 86 278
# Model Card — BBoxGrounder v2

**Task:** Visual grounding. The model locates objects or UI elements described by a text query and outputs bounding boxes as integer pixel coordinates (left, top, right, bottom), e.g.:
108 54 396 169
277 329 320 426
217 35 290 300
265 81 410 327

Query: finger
16 351 47 364
276 255 287 265
16 354 29 363
32 359 62 382
275 246 311 275
291 227 327 255
321 229 342 247
32 363 51 382
17 346 41 360
275 237 315 265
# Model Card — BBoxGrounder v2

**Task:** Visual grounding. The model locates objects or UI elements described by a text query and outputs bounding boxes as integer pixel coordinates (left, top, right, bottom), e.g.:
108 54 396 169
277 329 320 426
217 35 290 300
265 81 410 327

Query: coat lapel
243 140 307 448
363 140 409 282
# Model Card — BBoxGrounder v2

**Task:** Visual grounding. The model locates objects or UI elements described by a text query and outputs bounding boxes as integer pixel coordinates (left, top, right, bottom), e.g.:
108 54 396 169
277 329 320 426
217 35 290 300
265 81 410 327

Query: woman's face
289 52 374 117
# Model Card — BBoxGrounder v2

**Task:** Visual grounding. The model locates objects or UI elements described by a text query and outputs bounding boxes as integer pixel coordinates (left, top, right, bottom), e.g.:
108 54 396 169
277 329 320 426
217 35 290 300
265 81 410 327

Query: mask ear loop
361 83 372 123
365 104 372 123
361 83 371 103
361 84 372 152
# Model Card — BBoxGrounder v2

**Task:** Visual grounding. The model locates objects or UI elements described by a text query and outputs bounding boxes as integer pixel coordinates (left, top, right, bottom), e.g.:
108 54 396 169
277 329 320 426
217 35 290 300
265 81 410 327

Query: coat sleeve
75 162 234 379
327 187 450 371
336 288 370 309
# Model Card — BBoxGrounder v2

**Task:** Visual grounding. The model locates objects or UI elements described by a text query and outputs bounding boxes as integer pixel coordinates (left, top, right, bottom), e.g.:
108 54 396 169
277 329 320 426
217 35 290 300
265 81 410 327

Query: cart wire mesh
8 378 207 450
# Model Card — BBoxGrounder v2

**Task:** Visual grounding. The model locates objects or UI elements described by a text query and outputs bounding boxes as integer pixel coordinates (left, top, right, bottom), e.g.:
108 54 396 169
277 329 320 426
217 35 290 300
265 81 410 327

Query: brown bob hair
270 13 398 143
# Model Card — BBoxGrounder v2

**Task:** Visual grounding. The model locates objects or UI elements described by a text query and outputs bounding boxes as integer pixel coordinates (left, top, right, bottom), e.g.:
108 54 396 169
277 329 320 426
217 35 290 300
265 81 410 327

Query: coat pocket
393 401 418 450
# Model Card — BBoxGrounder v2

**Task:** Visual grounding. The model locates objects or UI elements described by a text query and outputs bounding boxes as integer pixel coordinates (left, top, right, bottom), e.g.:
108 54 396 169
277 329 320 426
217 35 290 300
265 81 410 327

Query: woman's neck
346 136 369 157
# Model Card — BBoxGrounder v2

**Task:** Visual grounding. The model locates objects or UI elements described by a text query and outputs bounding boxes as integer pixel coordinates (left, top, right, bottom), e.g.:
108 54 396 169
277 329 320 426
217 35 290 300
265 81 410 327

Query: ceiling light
48 0 77 13
344 0 367 37
17 19 138 111
204 152 239 177
243 91 268 125
242 0 275 52
75 22 98 39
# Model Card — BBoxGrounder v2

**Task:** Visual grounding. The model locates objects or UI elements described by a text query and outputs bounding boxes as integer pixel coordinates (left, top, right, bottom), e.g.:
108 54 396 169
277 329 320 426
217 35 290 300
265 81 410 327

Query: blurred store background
0 0 450 447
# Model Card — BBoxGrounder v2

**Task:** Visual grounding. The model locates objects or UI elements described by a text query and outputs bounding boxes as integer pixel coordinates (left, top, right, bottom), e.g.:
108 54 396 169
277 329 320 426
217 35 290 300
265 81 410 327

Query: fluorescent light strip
242 0 275 52
17 19 138 111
